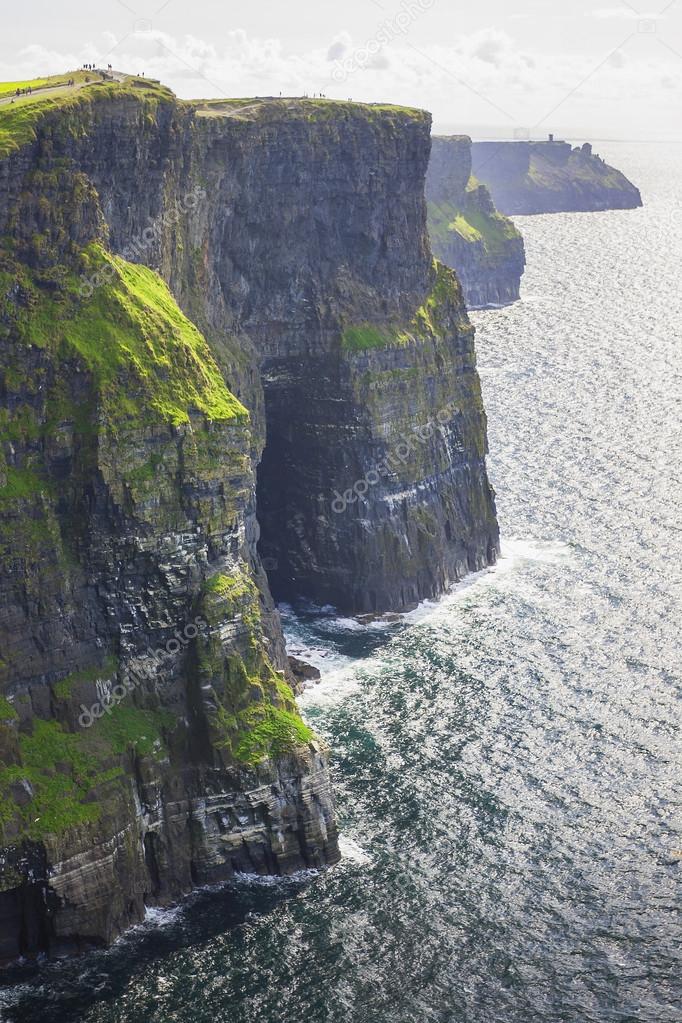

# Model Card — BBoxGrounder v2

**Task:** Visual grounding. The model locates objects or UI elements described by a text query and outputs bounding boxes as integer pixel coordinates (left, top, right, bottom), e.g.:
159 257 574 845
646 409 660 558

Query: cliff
0 77 499 958
426 136 525 308
471 140 642 215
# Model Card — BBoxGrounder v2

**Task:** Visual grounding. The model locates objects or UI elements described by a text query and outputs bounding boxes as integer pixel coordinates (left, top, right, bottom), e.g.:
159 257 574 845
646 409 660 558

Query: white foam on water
297 664 364 710
296 536 572 706
337 834 373 867
231 868 320 887
404 537 572 626
142 904 184 928
286 638 355 678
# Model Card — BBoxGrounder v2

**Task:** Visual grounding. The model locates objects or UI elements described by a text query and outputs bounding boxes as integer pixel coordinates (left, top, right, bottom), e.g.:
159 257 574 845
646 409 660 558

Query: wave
295 536 572 707
337 835 373 867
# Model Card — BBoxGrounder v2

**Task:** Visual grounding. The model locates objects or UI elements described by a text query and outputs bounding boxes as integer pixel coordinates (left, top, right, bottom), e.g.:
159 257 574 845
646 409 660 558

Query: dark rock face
471 140 643 215
68 100 498 612
0 89 499 957
288 657 321 686
426 136 526 309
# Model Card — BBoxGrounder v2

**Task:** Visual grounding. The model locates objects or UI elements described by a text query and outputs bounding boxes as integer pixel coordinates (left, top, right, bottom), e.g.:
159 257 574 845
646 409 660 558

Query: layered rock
471 139 642 215
426 135 525 308
0 79 499 957
0 83 338 961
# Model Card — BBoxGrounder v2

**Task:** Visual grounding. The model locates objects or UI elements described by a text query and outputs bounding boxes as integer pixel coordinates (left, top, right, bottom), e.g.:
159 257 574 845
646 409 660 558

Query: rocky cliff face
0 80 499 958
471 140 642 215
426 136 525 308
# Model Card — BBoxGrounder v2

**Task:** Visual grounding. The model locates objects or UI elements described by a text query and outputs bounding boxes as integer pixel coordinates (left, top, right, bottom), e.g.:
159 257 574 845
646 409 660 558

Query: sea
0 142 679 1023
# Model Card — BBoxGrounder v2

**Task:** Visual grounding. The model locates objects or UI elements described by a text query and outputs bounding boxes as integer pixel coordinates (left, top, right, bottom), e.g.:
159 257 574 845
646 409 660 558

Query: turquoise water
1 143 680 1023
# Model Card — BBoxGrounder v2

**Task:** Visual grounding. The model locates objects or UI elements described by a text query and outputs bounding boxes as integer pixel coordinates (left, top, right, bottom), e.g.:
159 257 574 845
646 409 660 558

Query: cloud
327 32 352 63
1 24 680 138
468 28 511 66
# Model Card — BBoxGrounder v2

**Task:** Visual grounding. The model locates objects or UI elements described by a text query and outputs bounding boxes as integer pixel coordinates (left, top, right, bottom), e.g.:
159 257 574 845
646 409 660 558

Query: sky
1 0 681 140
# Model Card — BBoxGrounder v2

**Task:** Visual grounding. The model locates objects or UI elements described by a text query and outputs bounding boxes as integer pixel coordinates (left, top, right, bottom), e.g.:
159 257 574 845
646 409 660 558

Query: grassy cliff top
0 71 429 156
0 72 94 99
0 73 175 157
191 96 430 126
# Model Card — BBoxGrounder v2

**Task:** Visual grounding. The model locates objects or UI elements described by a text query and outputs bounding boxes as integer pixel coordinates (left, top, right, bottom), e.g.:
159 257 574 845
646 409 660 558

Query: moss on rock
341 261 463 352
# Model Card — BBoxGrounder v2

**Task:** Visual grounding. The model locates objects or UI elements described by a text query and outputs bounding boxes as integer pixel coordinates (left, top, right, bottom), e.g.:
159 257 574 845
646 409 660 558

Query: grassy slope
0 245 248 433
199 572 315 768
0 72 94 100
427 180 521 260
527 149 635 193
0 76 174 157
0 709 174 840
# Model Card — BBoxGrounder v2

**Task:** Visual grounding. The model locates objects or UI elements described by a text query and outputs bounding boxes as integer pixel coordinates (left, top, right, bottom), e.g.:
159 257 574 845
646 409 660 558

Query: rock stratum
471 139 642 215
0 78 499 959
426 135 526 308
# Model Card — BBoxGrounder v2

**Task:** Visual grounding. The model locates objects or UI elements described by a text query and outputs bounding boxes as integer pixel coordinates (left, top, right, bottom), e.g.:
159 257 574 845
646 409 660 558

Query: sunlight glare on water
1 143 680 1023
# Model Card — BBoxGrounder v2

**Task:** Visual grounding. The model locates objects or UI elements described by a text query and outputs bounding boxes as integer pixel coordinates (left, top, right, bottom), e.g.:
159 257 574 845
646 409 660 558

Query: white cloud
1 25 680 138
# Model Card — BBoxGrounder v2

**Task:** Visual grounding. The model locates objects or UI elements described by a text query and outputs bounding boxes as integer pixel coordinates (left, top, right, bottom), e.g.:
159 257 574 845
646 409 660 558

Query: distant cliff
426 136 525 308
471 140 642 215
0 79 498 958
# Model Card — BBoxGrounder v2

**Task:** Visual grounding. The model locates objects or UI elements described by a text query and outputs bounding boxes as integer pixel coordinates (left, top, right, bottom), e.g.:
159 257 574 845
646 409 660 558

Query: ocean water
1 143 680 1023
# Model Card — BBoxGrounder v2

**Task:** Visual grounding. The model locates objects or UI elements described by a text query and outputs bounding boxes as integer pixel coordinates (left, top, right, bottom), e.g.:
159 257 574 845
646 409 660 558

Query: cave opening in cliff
255 406 301 606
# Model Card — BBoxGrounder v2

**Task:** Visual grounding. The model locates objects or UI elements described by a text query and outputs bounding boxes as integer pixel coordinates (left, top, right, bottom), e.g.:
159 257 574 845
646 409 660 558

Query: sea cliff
0 79 499 957
426 135 525 308
471 139 642 215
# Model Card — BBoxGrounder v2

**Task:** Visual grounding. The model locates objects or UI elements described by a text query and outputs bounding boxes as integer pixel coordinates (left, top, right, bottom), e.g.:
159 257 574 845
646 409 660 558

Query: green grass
449 213 481 242
202 571 254 601
0 697 17 721
341 262 461 353
201 570 261 631
341 325 399 352
52 655 119 700
526 149 634 194
0 75 173 157
193 96 427 126
0 73 84 99
0 705 172 841
97 705 174 758
211 652 316 768
0 719 122 839
0 466 50 505
2 246 248 429
75 252 248 426
428 195 521 256
198 567 317 768
232 703 314 766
